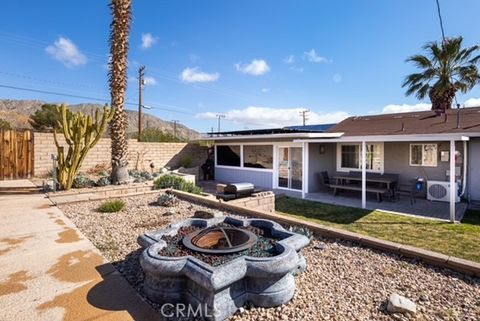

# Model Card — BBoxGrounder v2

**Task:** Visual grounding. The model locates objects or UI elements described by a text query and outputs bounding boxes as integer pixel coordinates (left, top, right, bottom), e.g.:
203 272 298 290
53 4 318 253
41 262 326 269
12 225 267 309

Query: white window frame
214 143 274 172
409 143 438 167
336 142 384 173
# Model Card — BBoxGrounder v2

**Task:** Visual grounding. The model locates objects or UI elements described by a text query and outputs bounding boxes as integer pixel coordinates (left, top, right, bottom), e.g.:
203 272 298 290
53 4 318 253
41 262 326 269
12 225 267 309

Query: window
216 145 241 167
337 143 383 172
410 144 437 167
243 145 273 169
341 145 359 169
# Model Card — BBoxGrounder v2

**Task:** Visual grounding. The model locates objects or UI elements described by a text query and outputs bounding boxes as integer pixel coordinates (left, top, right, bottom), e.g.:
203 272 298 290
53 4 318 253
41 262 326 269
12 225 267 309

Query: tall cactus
53 104 114 190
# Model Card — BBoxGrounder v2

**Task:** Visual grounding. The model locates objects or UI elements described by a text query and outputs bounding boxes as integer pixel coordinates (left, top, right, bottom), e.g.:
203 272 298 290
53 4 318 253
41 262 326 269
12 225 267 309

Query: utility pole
171 120 179 138
216 114 225 133
299 109 310 126
138 65 146 141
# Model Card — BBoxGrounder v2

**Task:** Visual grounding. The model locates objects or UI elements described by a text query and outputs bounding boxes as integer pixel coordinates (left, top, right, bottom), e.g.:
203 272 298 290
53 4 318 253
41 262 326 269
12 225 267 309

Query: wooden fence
0 130 34 180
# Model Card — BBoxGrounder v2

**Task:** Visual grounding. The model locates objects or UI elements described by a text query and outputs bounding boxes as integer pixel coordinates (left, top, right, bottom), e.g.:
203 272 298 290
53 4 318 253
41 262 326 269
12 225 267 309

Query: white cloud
45 37 87 67
303 49 330 63
381 103 431 114
143 76 157 86
196 106 349 128
141 33 158 49
180 67 219 83
463 98 480 108
235 59 270 76
261 88 270 93
333 73 342 83
283 55 295 64
290 66 304 73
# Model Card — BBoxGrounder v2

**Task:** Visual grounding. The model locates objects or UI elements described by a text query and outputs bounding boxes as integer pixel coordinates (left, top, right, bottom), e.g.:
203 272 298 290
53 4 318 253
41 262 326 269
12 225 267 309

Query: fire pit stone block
138 217 310 321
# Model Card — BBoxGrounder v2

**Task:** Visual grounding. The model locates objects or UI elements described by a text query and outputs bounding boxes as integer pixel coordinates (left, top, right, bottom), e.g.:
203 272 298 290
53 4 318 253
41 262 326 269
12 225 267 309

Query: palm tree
109 0 132 184
403 36 480 112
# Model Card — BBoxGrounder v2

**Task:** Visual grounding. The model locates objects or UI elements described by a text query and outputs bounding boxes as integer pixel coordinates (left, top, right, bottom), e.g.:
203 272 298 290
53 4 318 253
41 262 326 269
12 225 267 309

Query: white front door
276 146 303 190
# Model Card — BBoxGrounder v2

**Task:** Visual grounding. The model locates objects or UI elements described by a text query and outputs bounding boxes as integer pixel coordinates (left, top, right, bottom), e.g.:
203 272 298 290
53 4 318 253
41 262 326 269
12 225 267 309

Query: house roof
327 107 480 136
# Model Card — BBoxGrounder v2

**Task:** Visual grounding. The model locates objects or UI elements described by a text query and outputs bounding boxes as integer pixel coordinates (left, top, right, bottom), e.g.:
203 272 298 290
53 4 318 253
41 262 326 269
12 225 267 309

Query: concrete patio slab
0 180 161 321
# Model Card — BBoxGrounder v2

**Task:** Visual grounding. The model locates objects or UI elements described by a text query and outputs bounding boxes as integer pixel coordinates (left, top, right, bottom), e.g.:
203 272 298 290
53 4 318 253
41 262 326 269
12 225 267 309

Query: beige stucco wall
33 132 208 177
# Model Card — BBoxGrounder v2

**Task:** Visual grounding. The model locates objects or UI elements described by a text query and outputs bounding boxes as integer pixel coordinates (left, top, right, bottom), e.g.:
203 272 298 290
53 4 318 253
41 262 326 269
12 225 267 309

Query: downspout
459 140 467 197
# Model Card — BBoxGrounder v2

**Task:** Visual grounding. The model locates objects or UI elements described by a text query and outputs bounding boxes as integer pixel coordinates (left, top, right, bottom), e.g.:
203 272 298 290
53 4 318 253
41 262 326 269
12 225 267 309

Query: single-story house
205 107 480 222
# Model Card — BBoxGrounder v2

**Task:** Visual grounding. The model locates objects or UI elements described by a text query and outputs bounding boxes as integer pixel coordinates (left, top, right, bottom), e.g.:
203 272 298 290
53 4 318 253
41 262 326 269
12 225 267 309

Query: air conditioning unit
427 180 460 203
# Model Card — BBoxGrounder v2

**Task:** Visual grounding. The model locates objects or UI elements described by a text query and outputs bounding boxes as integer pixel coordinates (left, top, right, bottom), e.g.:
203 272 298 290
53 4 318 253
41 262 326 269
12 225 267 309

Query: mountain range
0 99 199 139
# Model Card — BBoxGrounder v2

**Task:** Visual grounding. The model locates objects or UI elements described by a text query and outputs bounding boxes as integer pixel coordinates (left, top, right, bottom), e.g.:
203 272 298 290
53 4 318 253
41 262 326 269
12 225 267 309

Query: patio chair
317 171 332 192
395 180 417 205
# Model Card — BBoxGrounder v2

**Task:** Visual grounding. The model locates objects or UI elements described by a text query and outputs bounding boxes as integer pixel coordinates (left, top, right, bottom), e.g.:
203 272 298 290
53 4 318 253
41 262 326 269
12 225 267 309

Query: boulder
194 210 224 219
387 293 417 315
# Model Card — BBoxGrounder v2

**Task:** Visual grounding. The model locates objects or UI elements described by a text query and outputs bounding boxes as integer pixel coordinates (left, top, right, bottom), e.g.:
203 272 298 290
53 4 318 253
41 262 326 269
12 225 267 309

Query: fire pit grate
159 223 278 267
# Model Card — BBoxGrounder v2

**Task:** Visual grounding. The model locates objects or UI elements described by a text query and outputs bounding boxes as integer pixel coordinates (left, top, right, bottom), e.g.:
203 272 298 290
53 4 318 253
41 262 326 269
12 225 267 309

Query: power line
0 83 194 115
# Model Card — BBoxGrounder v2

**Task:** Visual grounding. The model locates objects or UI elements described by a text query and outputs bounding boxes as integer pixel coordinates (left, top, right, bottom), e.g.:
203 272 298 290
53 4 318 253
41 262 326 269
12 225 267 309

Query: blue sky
1 0 480 132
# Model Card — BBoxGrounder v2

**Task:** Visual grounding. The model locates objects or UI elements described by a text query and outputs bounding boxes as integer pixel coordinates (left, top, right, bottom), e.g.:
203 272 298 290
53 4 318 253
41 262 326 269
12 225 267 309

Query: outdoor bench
330 184 388 202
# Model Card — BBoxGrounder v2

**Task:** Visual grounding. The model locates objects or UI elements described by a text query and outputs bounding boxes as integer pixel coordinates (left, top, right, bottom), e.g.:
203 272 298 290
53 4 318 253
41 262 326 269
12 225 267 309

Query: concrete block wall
34 132 208 177
229 192 276 213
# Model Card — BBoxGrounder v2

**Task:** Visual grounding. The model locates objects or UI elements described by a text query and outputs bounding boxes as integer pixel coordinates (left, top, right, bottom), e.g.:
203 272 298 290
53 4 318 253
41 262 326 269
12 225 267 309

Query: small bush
72 175 95 188
0 118 12 130
153 174 202 194
179 156 193 168
288 225 313 239
128 169 153 182
157 193 179 207
96 176 111 187
98 199 125 213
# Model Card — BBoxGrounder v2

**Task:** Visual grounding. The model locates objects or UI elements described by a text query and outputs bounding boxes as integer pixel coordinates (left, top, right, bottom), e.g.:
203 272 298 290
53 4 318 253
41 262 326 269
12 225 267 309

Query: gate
0 130 34 180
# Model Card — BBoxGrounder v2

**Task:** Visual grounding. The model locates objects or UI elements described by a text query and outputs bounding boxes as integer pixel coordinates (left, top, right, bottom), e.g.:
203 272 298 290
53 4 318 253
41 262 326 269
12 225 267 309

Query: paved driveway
0 180 160 321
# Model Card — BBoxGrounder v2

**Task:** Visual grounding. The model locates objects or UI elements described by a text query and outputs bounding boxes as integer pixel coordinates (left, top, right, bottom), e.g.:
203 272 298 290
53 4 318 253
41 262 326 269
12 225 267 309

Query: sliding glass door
277 146 303 190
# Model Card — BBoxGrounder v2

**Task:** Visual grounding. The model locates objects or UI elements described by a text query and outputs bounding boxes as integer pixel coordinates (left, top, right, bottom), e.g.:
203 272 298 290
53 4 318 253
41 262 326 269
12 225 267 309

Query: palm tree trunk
429 86 456 113
109 0 132 184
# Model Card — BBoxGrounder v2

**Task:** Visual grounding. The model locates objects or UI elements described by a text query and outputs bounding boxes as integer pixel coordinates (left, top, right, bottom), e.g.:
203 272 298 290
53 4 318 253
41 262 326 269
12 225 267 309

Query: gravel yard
60 193 480 321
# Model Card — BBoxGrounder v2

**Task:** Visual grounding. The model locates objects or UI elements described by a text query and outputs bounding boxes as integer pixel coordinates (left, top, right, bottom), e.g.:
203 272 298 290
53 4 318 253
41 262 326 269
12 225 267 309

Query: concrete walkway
0 180 161 321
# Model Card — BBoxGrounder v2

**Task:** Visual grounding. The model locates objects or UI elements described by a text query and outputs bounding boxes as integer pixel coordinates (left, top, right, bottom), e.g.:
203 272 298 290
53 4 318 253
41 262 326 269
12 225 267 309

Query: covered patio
296 133 472 223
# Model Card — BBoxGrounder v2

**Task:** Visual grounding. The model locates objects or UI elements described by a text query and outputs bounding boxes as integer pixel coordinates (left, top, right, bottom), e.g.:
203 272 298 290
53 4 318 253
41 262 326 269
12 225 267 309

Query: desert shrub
0 118 11 130
72 175 95 188
128 169 153 182
179 155 193 168
96 176 111 187
87 162 111 176
130 128 183 142
98 199 125 213
153 174 202 194
288 225 313 239
29 103 73 132
157 193 179 207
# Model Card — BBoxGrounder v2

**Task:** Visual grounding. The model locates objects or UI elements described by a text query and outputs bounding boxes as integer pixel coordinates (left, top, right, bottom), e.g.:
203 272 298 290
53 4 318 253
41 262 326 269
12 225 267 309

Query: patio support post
449 139 456 223
361 140 367 209
301 142 306 199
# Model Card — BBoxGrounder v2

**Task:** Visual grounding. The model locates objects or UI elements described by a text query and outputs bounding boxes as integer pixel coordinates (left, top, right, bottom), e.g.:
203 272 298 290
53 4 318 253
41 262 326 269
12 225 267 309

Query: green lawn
276 196 480 262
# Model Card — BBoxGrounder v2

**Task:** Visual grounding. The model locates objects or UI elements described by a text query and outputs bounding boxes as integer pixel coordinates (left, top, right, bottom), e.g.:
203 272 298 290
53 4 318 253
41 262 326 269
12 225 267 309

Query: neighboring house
205 108 480 221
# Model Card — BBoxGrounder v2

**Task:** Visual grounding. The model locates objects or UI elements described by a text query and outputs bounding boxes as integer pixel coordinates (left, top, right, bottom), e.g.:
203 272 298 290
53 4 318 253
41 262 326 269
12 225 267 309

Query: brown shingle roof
327 107 480 136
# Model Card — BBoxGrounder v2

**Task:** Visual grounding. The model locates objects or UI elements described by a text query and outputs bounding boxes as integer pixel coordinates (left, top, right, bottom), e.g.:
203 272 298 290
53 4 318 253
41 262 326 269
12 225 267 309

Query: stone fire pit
138 216 310 321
